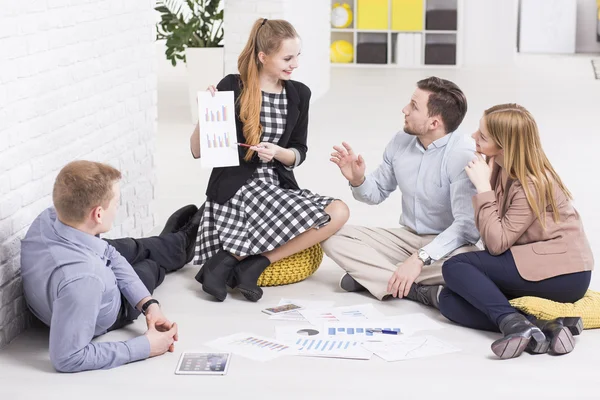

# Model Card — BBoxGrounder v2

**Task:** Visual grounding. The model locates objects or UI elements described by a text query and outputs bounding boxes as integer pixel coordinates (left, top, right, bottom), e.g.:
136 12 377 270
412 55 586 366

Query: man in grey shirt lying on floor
21 160 201 373
324 77 480 304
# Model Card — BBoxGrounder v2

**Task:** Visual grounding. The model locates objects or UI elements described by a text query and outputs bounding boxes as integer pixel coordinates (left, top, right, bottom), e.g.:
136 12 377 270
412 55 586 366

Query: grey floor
1 52 599 399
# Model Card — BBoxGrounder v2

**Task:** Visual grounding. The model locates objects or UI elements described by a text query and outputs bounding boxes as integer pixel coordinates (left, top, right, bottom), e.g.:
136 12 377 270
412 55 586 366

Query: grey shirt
352 131 480 260
21 207 151 372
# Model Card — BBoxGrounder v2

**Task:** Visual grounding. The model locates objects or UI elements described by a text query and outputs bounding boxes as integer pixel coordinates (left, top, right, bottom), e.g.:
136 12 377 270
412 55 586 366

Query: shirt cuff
349 176 374 197
125 335 151 362
121 280 151 311
421 242 445 262
283 148 301 171
472 191 496 211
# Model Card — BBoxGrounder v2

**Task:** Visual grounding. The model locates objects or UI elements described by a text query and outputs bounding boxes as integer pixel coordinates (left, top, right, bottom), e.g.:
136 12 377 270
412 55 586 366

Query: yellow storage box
392 0 423 31
357 0 388 30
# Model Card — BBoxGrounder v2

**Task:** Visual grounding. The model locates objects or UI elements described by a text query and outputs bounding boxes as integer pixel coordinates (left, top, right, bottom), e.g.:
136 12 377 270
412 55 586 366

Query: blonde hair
237 18 298 161
483 104 572 227
53 160 121 224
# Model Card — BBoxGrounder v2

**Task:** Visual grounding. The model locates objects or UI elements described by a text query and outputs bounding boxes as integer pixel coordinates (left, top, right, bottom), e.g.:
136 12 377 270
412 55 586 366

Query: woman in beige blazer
406 104 593 359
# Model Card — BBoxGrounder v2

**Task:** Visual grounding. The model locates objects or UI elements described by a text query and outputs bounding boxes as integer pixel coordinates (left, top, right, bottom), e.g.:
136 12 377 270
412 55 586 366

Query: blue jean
439 250 591 332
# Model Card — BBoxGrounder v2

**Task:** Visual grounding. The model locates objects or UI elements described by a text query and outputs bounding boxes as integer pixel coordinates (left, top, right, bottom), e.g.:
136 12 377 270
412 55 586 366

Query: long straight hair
484 104 572 227
237 18 298 161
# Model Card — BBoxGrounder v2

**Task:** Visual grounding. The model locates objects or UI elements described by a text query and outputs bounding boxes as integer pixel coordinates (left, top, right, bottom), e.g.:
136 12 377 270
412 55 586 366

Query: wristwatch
141 299 160 315
417 248 432 266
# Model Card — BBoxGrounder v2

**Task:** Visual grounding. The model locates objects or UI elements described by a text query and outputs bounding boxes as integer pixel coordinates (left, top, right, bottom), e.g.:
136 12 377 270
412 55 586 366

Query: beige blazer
472 160 594 281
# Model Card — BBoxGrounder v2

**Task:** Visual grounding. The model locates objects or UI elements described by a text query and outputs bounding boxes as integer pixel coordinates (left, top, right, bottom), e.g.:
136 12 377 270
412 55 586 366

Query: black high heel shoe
234 255 271 302
491 313 549 359
195 250 239 302
530 317 583 355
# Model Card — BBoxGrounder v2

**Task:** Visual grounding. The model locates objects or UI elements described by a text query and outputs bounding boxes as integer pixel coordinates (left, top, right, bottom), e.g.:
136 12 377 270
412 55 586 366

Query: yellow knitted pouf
257 244 324 287
509 290 600 329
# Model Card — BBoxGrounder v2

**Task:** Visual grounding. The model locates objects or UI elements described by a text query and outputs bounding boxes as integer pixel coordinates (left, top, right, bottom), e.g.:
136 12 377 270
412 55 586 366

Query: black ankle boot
160 205 198 236
178 206 204 264
405 283 442 309
491 313 548 359
531 317 582 355
195 250 239 302
234 255 271 302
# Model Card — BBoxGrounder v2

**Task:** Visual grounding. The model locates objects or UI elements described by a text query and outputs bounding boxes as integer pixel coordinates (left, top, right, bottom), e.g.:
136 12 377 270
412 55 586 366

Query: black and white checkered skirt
193 89 335 265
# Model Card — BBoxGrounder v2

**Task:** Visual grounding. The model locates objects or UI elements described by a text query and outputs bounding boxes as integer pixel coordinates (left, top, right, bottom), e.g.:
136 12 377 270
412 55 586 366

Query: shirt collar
414 133 452 152
51 208 107 257
429 133 451 149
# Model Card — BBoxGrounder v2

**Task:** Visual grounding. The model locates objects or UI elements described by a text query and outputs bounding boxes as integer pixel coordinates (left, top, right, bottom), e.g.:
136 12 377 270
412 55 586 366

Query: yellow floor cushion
257 244 324 287
509 290 600 329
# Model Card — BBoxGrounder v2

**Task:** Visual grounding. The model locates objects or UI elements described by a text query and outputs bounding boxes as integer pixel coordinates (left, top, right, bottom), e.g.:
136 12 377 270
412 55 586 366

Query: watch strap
141 299 160 315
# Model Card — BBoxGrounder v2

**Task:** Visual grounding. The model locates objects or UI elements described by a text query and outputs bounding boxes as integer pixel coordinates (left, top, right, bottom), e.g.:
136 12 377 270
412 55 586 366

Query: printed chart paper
384 313 444 336
322 320 403 342
362 336 460 361
274 325 371 360
268 298 335 321
197 91 239 169
293 337 372 360
206 332 293 362
298 304 384 326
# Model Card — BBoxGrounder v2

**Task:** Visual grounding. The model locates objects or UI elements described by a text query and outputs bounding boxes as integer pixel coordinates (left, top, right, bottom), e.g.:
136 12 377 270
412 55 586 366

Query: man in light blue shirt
323 77 480 303
21 160 201 372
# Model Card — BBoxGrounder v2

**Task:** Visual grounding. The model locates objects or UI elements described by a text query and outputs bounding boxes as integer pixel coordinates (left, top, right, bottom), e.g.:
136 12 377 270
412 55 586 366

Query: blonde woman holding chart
190 18 349 302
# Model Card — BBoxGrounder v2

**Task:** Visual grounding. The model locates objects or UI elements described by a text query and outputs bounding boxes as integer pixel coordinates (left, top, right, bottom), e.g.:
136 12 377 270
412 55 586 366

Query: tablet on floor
175 352 231 375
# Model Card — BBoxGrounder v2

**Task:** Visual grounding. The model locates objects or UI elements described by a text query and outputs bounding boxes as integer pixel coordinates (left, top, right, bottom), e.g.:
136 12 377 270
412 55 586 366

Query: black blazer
203 74 312 204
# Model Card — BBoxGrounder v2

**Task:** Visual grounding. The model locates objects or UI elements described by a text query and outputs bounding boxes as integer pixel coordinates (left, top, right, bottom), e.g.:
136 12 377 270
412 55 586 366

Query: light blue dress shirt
20 207 151 372
351 131 480 260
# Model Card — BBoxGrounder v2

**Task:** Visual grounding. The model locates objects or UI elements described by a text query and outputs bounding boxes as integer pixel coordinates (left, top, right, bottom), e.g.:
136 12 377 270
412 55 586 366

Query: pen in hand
237 143 265 149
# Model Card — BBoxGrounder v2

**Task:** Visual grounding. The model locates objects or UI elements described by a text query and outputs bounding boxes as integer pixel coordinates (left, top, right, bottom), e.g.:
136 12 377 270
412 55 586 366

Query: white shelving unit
330 0 462 68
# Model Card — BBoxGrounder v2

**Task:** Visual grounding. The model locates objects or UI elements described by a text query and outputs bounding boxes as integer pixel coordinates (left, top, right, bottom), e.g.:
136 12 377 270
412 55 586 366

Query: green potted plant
156 0 225 122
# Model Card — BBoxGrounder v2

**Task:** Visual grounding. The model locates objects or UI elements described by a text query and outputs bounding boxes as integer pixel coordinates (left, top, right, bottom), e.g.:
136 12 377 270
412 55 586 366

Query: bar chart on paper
324 323 401 340
274 325 372 360
298 304 384 326
196 90 239 169
206 332 292 362
234 336 290 352
294 338 371 360
206 132 235 149
203 105 230 123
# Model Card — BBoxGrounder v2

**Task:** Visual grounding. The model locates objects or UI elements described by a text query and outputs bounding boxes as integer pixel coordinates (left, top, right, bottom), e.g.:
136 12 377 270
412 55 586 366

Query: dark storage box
426 9 457 31
356 42 388 64
424 43 456 65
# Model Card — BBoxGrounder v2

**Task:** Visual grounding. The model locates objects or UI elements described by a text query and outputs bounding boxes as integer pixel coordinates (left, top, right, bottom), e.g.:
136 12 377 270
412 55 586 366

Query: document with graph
298 304 384 326
197 91 239 169
206 332 294 362
274 325 372 360
362 335 460 362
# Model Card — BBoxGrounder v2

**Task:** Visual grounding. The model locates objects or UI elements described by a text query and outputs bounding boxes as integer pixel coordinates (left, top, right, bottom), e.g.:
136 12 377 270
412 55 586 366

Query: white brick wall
223 0 331 101
0 0 158 349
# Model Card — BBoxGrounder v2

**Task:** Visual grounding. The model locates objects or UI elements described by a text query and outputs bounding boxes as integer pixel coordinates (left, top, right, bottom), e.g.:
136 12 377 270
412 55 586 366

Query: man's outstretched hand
330 142 366 186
